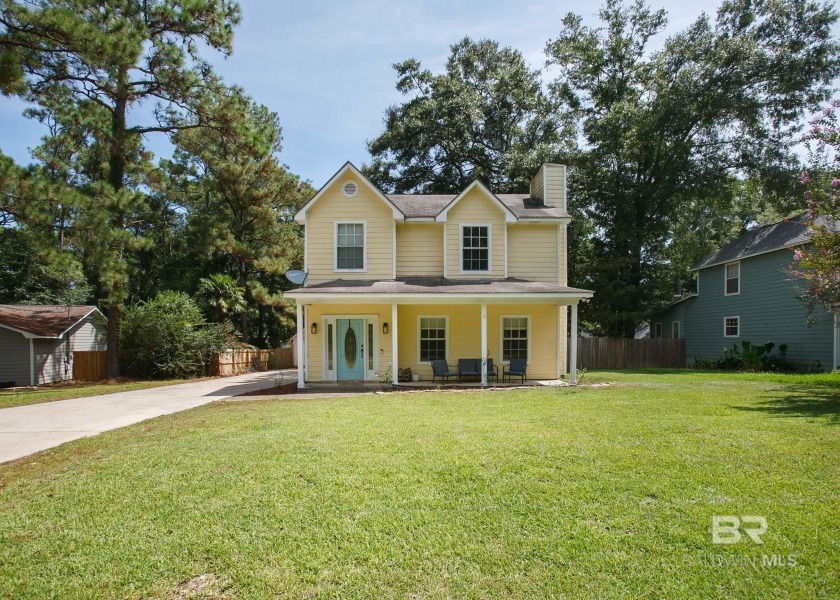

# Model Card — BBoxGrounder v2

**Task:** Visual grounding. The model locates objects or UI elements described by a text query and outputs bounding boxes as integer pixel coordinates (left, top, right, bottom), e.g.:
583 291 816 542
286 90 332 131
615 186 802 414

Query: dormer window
461 225 490 273
725 261 740 295
335 222 365 271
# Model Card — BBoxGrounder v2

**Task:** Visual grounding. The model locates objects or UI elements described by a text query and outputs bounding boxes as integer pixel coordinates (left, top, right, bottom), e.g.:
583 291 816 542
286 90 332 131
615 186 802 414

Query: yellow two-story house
286 162 593 387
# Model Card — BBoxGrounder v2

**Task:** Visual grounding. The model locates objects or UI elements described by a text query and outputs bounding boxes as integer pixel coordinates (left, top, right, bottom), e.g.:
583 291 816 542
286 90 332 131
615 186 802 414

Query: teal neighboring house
652 215 839 370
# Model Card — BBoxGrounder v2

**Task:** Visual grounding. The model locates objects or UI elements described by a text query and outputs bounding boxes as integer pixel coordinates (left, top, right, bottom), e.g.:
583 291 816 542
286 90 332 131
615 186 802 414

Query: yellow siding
397 304 563 381
507 224 559 283
306 175 393 284
445 188 506 279
530 168 544 201
396 223 444 277
544 164 565 210
305 304 393 382
560 224 567 286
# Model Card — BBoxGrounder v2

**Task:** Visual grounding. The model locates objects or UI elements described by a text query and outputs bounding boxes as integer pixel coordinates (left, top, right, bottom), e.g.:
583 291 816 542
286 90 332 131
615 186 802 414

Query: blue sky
1 1 726 186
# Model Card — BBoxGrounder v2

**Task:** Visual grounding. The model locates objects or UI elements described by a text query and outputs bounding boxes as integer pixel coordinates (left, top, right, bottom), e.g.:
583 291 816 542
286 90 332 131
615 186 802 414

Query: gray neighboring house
0 305 107 386
652 216 839 370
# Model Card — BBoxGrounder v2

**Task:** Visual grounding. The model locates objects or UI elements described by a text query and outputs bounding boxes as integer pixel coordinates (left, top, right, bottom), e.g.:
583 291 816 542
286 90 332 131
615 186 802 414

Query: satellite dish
285 269 308 285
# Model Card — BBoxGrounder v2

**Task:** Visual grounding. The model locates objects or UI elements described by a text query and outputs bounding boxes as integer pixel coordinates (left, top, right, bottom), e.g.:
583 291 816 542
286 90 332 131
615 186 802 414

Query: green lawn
1 371 838 598
0 379 193 409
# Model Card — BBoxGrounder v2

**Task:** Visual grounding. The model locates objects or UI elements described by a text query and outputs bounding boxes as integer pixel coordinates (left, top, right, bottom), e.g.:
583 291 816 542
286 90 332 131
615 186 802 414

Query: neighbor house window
724 316 740 337
725 261 740 295
672 321 680 339
461 225 490 272
654 322 662 339
419 317 447 362
335 222 365 270
502 316 529 362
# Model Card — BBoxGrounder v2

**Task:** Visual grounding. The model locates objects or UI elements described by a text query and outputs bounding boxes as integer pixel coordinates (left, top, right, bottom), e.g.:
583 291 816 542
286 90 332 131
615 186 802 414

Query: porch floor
302 379 569 392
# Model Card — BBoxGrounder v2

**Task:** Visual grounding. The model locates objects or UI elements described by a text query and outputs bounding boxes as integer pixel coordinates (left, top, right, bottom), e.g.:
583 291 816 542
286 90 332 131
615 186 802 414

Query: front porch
285 278 593 390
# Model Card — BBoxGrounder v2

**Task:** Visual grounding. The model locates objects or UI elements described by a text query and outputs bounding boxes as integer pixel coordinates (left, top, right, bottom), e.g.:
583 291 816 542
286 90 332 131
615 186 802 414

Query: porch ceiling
285 277 593 305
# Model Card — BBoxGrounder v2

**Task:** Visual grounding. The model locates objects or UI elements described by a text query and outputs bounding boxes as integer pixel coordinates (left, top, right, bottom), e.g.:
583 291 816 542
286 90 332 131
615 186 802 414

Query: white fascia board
56 307 106 338
513 217 572 224
434 180 518 223
0 322 57 339
294 161 405 224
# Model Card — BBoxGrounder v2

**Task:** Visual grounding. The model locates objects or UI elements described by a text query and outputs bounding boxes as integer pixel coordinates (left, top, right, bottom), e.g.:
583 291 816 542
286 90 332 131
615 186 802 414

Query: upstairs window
725 262 740 295
502 316 529 362
461 225 490 272
335 223 365 271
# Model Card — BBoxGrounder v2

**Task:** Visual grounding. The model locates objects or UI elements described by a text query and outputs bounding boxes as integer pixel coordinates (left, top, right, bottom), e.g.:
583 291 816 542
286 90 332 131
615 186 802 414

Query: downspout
29 338 34 386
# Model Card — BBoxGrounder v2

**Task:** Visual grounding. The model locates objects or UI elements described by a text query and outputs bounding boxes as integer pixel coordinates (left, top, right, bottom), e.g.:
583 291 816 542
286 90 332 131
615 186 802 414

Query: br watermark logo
689 516 798 569
712 515 767 545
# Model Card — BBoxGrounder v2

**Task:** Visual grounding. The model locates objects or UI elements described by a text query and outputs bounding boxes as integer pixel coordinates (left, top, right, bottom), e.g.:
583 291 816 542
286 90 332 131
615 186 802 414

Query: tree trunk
104 85 128 378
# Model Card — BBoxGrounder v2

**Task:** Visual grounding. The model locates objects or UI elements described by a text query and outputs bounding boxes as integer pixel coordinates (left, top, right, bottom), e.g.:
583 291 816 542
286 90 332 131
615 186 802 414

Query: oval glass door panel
344 327 357 369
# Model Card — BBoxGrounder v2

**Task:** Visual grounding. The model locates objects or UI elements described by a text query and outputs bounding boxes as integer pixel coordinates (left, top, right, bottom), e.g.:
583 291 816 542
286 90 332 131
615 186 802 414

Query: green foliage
0 0 242 376
166 86 308 343
791 100 840 317
195 274 246 323
0 228 92 304
363 37 573 193
121 291 233 379
696 340 798 372
546 0 840 336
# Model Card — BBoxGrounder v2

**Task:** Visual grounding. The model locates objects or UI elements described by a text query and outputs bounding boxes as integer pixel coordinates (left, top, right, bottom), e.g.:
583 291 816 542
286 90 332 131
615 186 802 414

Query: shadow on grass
734 385 840 424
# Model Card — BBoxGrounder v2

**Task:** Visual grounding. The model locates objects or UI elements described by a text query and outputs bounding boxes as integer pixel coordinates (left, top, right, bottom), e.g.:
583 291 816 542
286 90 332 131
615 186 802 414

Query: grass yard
0 370 838 598
0 378 194 409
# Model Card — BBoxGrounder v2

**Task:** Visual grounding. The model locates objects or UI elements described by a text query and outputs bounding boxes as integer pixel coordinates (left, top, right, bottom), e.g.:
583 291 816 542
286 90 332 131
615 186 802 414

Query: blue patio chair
485 358 499 383
431 359 458 383
458 358 481 382
504 358 527 383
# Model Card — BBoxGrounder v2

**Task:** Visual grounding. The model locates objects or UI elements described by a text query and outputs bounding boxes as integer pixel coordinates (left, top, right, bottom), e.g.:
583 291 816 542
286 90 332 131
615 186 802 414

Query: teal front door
337 319 365 380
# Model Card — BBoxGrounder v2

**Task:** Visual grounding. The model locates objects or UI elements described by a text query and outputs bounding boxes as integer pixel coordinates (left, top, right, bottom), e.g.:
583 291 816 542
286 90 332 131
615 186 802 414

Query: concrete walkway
0 370 292 463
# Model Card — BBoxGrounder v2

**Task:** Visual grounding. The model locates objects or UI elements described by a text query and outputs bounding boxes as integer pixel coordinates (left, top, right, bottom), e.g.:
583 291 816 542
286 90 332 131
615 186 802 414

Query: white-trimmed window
672 321 680 339
724 316 740 338
461 225 490 272
725 261 740 295
501 316 530 362
418 316 447 362
335 222 365 271
654 322 662 339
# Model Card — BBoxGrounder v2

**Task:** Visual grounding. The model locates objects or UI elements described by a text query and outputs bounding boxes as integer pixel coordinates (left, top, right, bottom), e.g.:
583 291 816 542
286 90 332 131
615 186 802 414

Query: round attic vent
342 181 359 197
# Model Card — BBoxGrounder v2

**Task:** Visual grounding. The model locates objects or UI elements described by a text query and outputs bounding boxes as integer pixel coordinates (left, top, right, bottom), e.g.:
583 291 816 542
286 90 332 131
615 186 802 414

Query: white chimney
529 164 566 211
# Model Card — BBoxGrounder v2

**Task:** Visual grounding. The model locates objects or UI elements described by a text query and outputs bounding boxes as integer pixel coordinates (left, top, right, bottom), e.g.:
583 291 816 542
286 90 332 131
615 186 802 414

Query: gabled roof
0 305 104 338
294 162 405 224
691 214 835 271
434 180 518 223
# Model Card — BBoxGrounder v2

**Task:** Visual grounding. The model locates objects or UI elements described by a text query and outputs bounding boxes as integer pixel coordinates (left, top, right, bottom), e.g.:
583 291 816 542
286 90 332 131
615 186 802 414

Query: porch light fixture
311 322 317 335
383 322 389 334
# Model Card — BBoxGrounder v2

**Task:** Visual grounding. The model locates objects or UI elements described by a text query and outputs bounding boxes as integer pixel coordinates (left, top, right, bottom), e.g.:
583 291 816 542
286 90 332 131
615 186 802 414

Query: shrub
121 291 234 379
694 340 798 372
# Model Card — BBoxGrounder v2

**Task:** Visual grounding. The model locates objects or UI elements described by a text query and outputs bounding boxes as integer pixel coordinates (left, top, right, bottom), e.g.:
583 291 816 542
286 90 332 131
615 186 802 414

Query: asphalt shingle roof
0 305 100 337
288 277 592 295
691 214 838 270
387 194 570 219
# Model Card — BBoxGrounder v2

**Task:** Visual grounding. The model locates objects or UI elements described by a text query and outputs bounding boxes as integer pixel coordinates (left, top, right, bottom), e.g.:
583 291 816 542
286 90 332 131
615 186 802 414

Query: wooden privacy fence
213 348 293 376
73 351 106 381
573 337 686 369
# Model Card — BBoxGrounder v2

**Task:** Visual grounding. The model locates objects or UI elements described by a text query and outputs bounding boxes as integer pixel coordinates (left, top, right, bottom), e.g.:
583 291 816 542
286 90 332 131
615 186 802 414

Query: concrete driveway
0 370 293 463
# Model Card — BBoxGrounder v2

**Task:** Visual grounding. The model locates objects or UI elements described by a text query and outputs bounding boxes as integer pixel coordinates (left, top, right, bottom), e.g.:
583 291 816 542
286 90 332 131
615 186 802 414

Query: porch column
556 305 563 380
570 303 578 385
392 304 399 386
480 303 488 386
296 303 305 389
